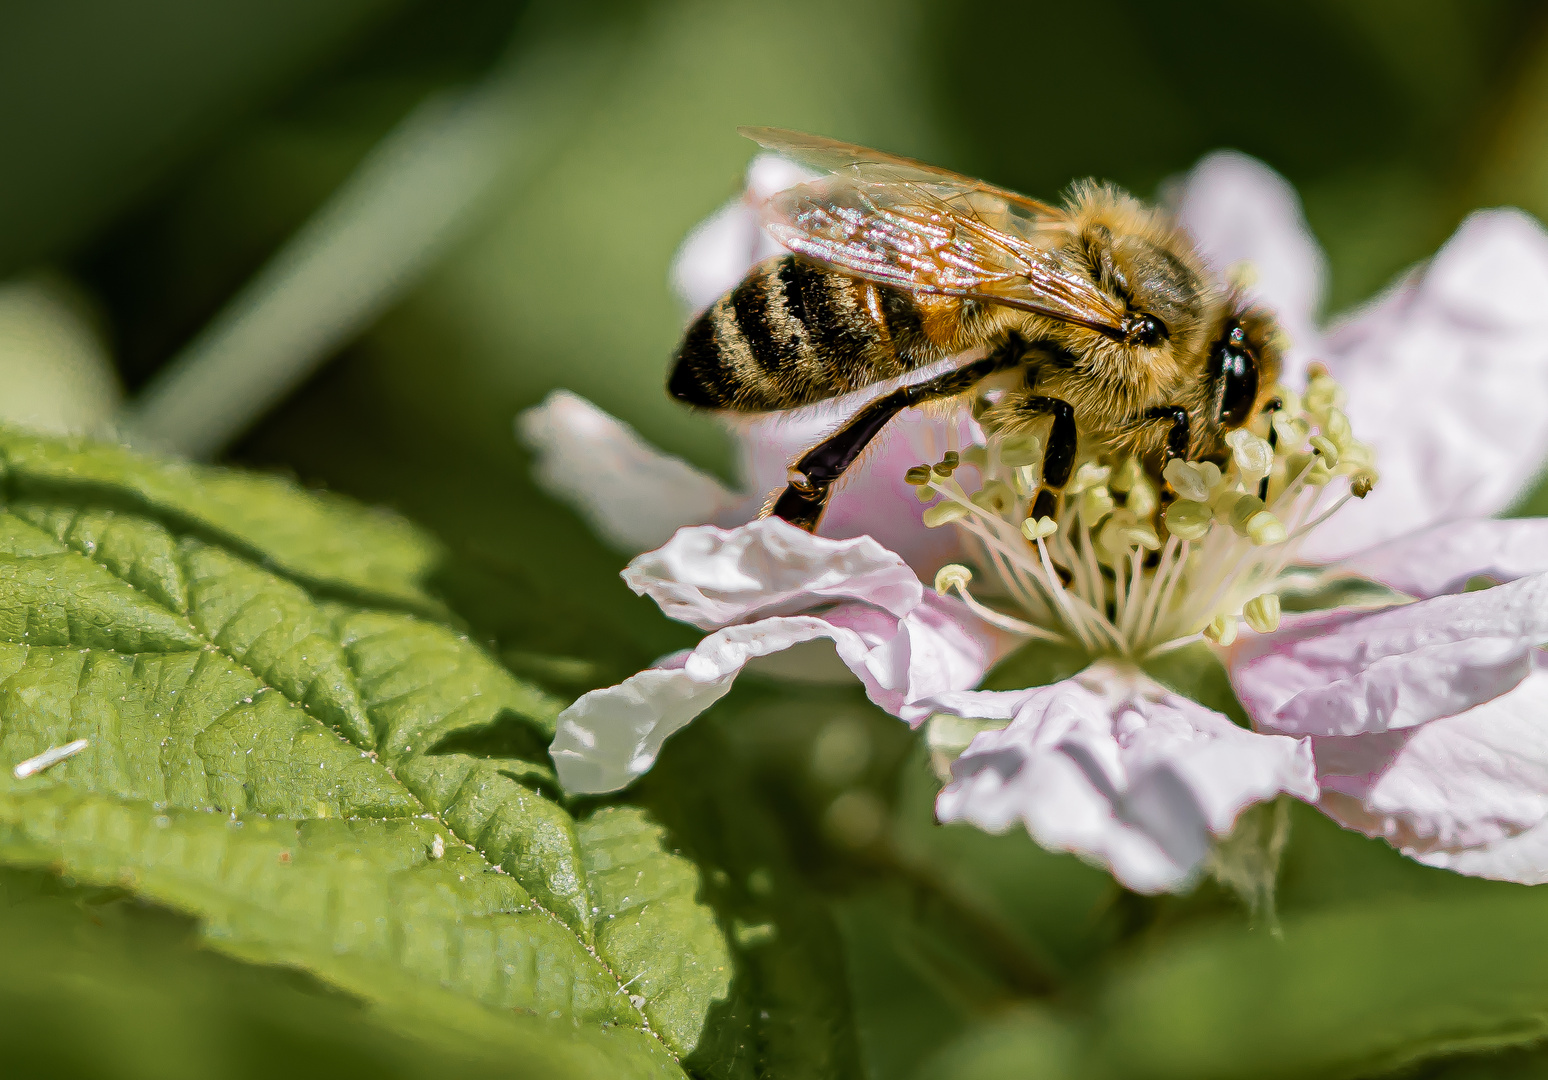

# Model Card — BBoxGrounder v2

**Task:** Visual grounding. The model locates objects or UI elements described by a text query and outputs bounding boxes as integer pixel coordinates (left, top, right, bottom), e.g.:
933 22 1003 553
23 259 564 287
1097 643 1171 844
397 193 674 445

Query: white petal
1415 817 1548 884
1173 151 1326 376
1315 658 1548 876
1340 517 1548 598
624 517 924 630
517 391 749 553
552 602 994 794
1303 209 1548 560
933 667 1316 894
1230 571 1548 737
670 155 818 316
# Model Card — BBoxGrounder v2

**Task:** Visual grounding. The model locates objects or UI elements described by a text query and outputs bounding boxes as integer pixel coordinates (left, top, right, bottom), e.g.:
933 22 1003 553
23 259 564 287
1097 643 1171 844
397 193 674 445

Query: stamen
900 367 1370 664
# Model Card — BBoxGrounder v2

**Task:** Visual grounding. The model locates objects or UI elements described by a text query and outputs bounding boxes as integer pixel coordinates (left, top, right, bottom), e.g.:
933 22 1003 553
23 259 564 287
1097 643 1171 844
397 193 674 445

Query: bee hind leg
770 349 1021 532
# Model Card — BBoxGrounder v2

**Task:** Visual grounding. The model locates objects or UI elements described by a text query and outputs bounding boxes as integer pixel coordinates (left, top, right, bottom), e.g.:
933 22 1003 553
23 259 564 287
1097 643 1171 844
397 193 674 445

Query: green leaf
0 866 642 1080
0 427 732 1073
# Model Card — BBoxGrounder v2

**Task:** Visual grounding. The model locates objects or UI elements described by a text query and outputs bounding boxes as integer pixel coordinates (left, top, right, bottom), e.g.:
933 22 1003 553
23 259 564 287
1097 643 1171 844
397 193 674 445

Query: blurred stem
872 835 1063 1000
122 31 612 459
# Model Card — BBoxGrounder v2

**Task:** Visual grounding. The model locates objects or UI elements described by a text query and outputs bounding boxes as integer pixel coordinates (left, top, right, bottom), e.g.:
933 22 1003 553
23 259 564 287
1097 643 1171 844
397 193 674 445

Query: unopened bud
1163 499 1213 541
1243 593 1282 634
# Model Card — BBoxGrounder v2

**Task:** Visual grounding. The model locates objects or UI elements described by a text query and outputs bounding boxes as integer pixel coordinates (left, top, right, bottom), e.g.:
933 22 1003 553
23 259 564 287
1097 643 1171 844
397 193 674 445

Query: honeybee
669 128 1282 530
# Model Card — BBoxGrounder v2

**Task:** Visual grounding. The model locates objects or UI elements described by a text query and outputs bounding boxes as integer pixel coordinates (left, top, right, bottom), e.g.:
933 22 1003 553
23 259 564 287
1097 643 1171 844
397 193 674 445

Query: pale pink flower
521 148 1548 892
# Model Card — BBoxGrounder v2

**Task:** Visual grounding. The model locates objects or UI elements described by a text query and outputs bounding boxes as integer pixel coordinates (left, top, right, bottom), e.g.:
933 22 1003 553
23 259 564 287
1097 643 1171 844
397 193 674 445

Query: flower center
911 366 1377 659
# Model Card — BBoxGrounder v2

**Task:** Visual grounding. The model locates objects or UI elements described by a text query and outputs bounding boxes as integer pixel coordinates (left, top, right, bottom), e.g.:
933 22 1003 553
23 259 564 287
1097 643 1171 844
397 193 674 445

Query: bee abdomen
669 255 916 412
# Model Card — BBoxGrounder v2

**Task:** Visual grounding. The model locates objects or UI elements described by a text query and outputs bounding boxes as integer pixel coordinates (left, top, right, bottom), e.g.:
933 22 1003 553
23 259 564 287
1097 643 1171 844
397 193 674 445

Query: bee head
1209 303 1281 428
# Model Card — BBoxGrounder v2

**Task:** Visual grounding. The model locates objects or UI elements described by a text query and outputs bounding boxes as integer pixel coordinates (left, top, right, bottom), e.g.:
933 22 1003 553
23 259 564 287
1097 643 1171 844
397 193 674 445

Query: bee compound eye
1126 313 1168 348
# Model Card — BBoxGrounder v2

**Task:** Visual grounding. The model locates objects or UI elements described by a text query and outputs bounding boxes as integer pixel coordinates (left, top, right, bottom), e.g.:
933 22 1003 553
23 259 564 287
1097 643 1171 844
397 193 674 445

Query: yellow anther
1350 469 1377 498
1079 486 1115 522
1323 407 1352 450
1243 593 1282 634
1308 434 1340 467
1125 473 1159 519
1163 458 1212 502
1226 429 1274 481
1021 515 1058 541
934 564 974 597
1066 462 1111 495
1110 456 1144 494
1245 509 1287 545
1273 411 1311 447
1268 384 1301 420
916 485 937 503
1203 613 1239 646
959 444 988 469
923 502 968 527
904 465 932 486
971 480 1015 516
932 450 961 477
1163 499 1213 541
1226 493 1266 533
1304 370 1344 421
998 434 1043 468
1010 465 1040 497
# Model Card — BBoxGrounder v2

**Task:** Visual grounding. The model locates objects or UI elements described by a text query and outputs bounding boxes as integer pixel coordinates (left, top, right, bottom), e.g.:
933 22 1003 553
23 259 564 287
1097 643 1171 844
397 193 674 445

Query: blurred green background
8 1 1548 1077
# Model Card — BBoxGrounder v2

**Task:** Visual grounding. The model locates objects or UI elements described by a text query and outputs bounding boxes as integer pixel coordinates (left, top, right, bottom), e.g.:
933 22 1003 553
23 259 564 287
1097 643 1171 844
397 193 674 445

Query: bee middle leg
770 345 1024 531
1144 406 1191 463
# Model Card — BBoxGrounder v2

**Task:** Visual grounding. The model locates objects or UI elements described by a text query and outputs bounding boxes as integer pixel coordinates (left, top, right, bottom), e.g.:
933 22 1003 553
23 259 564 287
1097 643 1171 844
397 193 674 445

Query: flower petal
1230 571 1548 737
1173 151 1326 375
551 601 994 793
1303 209 1548 560
517 390 749 553
933 667 1316 894
671 154 819 315
624 516 925 630
1314 656 1548 874
1339 517 1548 599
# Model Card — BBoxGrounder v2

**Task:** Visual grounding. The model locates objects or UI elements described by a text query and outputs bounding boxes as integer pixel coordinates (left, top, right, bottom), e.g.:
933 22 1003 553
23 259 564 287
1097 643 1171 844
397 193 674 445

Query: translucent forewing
744 127 1129 337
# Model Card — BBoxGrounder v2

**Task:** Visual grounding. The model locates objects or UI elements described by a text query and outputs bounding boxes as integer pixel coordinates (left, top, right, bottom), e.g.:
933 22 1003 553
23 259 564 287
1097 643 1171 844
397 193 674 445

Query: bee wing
744 127 1128 337
741 126 1062 223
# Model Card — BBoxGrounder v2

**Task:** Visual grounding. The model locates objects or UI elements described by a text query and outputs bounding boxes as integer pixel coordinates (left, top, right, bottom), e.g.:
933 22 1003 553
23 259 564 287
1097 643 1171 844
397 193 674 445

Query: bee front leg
771 348 1021 531
1144 406 1191 464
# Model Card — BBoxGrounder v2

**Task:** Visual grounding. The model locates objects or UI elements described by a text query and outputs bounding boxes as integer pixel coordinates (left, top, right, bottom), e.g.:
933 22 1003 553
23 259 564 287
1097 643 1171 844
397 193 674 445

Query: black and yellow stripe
669 255 944 412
